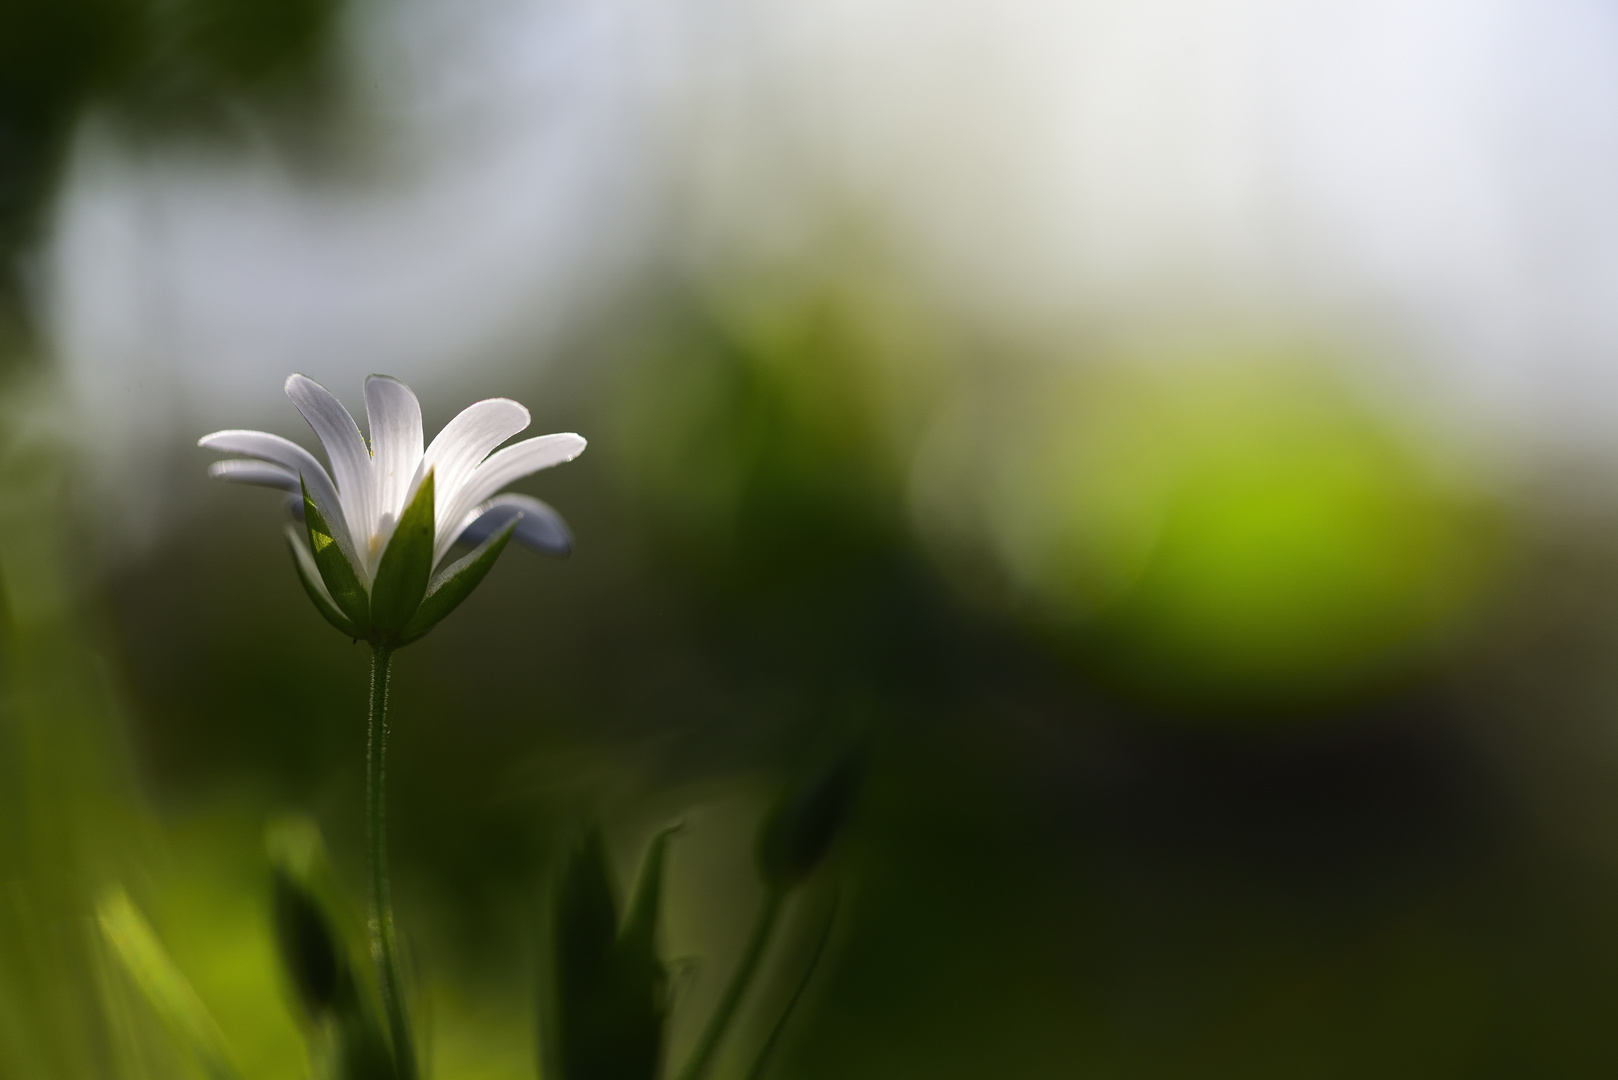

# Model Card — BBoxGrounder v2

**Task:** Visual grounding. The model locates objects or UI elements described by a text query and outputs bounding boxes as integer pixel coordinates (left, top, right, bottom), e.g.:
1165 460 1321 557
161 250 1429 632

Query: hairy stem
368 643 415 1080
674 887 785 1080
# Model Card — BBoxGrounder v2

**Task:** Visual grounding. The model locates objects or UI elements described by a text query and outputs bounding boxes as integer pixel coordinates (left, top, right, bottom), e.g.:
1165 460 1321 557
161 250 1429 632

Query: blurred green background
11 0 1618 1077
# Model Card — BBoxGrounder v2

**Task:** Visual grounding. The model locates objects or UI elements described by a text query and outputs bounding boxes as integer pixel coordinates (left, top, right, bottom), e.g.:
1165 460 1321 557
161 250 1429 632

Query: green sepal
286 526 363 638
369 470 435 636
396 517 517 645
302 477 370 628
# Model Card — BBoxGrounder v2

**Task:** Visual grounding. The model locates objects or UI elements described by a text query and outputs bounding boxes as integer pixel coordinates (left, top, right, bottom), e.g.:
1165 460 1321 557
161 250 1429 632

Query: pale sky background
39 0 1618 513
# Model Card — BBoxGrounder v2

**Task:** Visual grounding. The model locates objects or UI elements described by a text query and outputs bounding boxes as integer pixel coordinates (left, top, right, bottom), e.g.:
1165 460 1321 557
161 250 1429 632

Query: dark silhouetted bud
758 749 864 890
267 818 399 1080
273 866 345 1016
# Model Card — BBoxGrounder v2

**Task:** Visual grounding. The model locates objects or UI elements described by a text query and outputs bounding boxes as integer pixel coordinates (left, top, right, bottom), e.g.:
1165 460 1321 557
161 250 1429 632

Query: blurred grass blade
96 886 242 1080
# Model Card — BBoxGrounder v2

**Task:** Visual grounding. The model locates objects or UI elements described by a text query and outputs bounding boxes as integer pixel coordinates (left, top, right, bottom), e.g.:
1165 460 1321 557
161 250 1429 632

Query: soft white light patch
47 0 671 506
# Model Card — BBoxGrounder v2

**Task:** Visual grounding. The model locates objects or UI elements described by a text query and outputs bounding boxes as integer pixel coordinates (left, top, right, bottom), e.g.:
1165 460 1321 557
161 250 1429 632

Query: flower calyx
289 468 521 647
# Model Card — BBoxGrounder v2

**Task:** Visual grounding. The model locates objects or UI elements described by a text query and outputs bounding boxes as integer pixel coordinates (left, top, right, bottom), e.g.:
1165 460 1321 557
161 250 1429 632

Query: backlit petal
199 429 349 550
365 375 424 528
208 459 299 492
434 433 584 563
414 398 529 544
453 493 572 556
285 374 373 554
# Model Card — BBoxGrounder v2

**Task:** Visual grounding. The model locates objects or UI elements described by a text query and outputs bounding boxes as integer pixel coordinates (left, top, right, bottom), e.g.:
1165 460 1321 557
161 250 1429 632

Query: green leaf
611 827 675 1080
620 825 678 962
547 830 667 1080
302 476 370 629
286 525 363 638
396 517 517 645
369 470 435 636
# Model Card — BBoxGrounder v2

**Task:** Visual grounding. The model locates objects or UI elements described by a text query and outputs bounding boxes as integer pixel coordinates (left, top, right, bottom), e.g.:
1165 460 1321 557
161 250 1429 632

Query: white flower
200 373 585 642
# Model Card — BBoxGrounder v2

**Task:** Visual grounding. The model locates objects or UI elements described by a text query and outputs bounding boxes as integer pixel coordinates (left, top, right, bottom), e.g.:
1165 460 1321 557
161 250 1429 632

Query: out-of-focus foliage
913 345 1502 711
612 286 1501 714
0 381 309 1079
0 2 347 1057
604 281 963 718
610 290 910 602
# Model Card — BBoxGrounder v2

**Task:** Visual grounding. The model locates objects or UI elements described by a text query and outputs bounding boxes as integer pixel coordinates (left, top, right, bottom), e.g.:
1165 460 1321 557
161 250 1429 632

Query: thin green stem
674 887 786 1080
742 889 841 1080
367 643 416 1080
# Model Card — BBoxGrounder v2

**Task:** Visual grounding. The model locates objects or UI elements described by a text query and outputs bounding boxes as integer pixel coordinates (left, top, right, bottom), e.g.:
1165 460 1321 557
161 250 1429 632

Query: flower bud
273 867 346 1016
267 819 397 1079
758 748 864 890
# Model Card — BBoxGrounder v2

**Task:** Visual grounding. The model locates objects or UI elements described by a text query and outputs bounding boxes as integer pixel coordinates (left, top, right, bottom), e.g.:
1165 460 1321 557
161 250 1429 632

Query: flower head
201 374 585 644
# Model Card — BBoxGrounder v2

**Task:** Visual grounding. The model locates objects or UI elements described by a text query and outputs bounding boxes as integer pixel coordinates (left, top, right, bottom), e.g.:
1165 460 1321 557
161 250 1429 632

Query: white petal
434 433 586 564
198 429 346 539
414 397 530 544
364 375 423 528
208 459 299 492
199 428 361 578
285 374 374 558
454 493 572 556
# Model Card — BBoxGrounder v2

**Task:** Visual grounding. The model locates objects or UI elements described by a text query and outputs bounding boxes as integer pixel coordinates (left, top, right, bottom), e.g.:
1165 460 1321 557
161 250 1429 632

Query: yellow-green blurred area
13 0 1618 1077
908 343 1499 711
